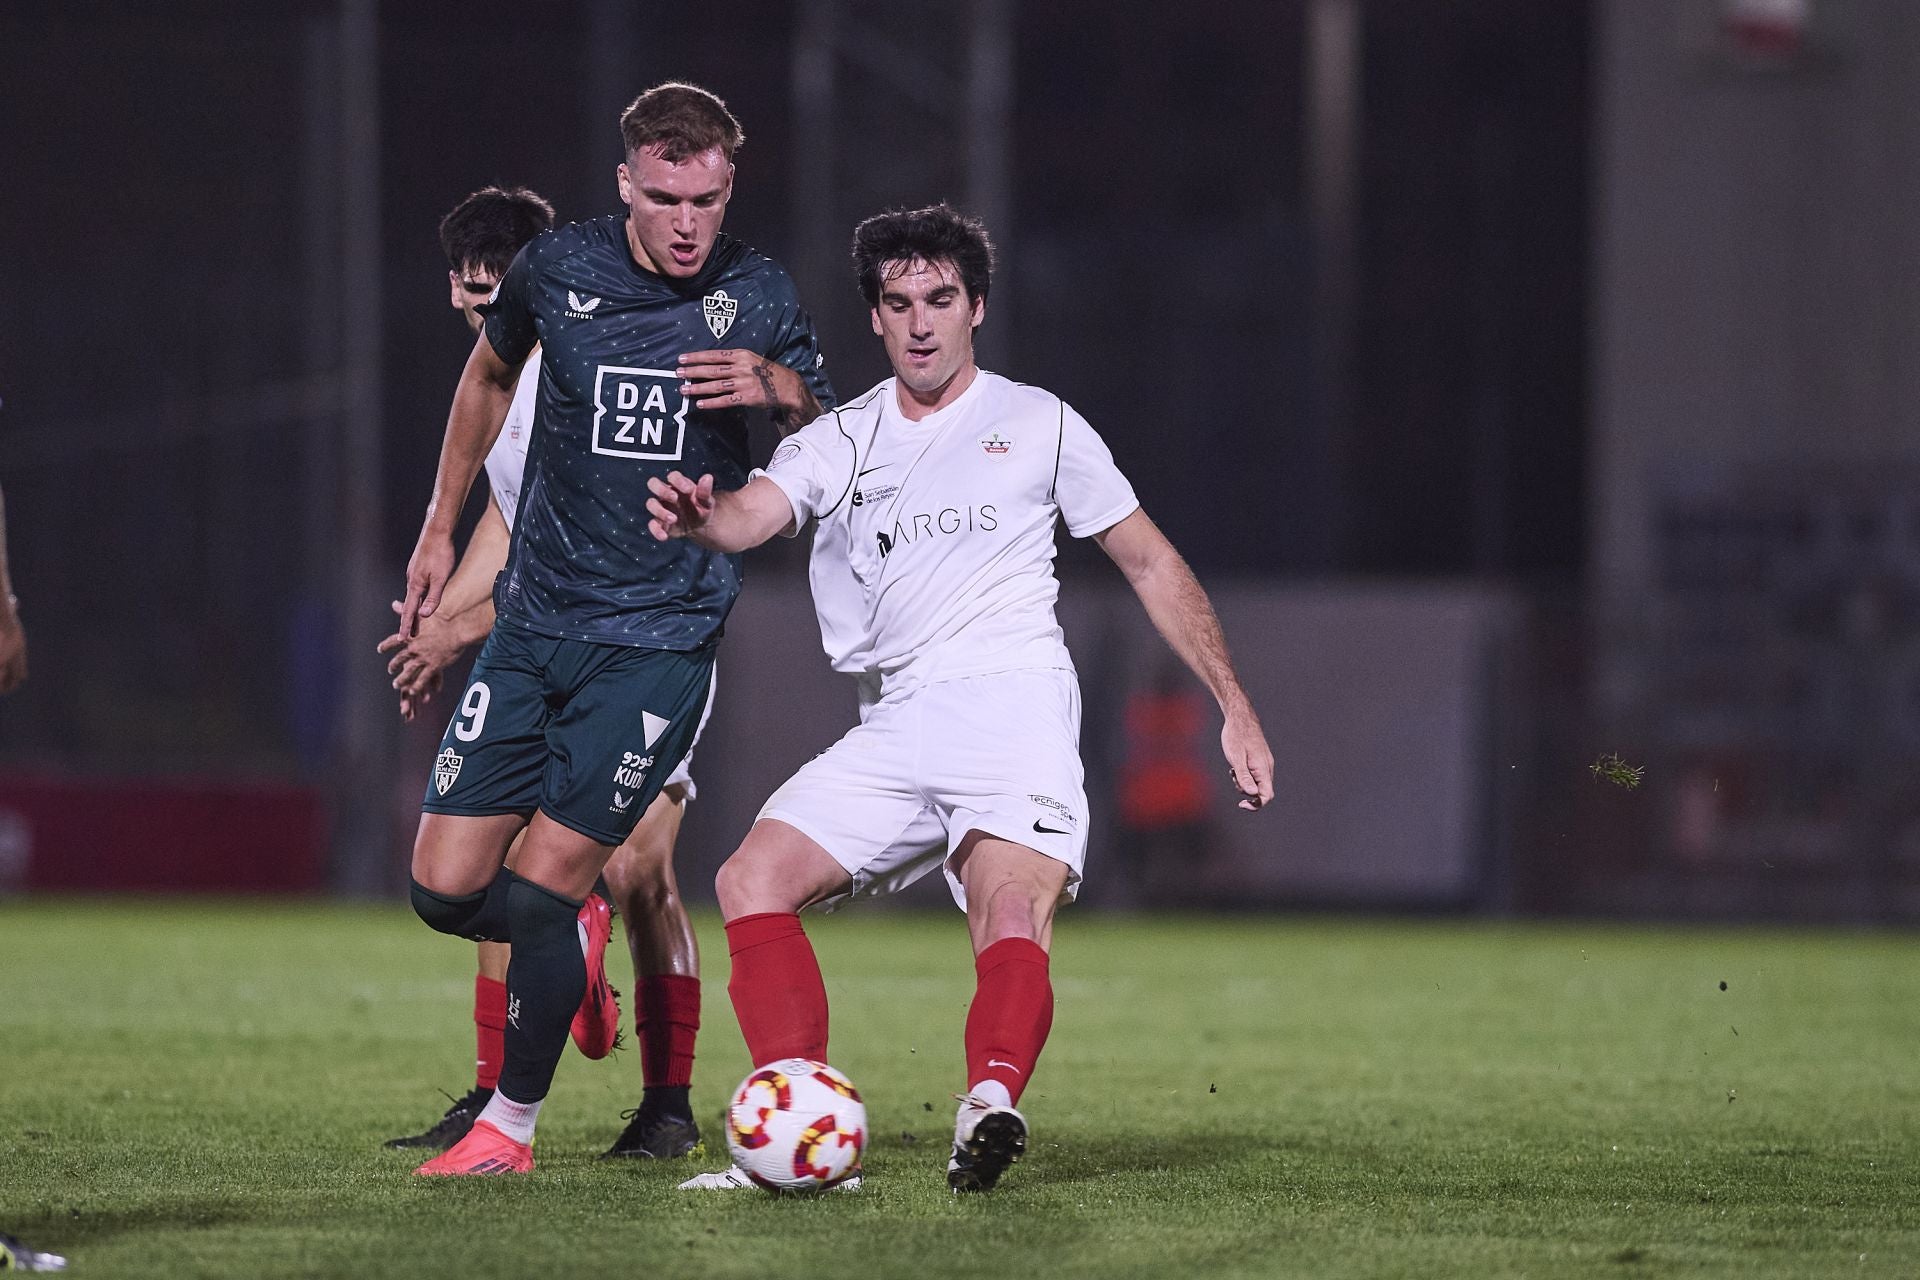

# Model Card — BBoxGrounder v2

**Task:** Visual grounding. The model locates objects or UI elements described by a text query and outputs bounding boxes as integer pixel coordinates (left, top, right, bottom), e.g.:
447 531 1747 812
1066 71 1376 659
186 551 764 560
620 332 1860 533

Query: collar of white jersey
883 366 994 431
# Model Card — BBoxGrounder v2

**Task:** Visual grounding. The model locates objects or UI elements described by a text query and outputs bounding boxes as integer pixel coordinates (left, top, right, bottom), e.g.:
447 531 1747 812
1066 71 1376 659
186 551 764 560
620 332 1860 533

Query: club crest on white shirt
980 432 1012 456
703 289 738 339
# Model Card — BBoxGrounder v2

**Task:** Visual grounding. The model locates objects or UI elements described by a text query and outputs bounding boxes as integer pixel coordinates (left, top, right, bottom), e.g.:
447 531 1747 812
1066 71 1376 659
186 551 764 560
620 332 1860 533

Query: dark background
3 1 1910 921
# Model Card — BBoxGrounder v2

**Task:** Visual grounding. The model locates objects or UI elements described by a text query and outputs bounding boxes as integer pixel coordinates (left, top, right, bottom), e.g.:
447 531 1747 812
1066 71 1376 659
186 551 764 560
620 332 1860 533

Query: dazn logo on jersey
591 366 688 461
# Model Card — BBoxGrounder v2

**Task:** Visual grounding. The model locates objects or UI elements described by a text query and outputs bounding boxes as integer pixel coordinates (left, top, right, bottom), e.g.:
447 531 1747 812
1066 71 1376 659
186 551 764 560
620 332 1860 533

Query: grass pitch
0 900 1914 1279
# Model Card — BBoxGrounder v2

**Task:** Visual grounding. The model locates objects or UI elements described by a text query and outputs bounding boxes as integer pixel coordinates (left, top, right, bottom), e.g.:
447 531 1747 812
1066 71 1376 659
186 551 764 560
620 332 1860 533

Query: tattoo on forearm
752 363 782 420
758 360 824 435
775 386 823 436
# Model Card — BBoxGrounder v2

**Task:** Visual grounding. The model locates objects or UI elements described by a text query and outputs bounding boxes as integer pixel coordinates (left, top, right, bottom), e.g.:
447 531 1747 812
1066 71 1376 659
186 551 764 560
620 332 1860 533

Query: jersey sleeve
479 240 541 366
766 297 837 412
759 414 856 536
1053 400 1140 538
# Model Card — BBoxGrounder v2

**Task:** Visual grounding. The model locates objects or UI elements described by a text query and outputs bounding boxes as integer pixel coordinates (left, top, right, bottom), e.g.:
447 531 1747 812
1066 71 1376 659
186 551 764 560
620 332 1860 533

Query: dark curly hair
851 203 994 307
438 186 554 277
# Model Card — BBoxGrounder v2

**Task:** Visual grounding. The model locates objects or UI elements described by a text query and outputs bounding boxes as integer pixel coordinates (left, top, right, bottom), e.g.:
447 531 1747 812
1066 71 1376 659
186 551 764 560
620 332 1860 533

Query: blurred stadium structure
0 0 1912 922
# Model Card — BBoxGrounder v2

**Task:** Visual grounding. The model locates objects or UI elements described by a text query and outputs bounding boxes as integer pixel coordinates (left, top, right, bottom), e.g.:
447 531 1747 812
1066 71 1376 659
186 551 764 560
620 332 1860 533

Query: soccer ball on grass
725 1058 867 1191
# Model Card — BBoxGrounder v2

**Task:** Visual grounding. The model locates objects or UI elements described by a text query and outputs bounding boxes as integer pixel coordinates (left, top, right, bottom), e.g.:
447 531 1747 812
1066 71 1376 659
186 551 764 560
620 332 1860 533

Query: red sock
474 975 508 1092
964 938 1054 1105
725 912 828 1065
635 974 702 1089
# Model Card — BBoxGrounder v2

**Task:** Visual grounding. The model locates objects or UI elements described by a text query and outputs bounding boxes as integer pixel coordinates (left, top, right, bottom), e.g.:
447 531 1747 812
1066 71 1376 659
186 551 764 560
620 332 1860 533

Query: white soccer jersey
765 371 1138 698
482 347 541 529
806 516 871 675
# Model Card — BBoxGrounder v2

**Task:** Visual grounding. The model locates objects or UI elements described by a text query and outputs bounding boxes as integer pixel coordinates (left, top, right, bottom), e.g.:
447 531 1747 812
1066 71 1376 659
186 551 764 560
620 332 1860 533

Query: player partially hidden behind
395 83 833 1176
377 185 708 1160
0 480 24 697
0 501 54 1267
648 204 1275 1192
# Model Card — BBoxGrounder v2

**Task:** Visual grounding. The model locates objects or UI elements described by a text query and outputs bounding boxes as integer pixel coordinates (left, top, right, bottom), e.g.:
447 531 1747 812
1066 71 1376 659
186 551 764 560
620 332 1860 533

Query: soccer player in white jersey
375 186 710 1160
648 204 1275 1192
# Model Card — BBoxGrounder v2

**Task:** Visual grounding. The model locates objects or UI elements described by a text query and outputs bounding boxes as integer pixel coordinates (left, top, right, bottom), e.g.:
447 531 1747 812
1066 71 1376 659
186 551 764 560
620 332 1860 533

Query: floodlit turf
0 900 1915 1279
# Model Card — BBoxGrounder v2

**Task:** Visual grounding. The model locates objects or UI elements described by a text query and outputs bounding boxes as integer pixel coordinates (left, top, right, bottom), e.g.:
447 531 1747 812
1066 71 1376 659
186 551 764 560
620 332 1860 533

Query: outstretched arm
377 490 509 719
0 482 25 695
398 333 521 636
1096 508 1274 810
645 471 796 553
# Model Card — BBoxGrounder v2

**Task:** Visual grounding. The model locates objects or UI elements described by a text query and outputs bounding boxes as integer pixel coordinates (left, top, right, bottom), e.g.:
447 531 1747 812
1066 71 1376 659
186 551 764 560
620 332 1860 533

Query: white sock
967 1079 1014 1110
478 1090 543 1144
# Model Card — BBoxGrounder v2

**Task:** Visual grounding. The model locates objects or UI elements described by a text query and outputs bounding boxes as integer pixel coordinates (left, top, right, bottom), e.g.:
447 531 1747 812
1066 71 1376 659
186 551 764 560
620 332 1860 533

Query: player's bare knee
713 852 765 918
408 828 458 895
411 849 481 899
712 861 747 918
410 856 455 898
973 877 1050 944
716 830 831 919
602 844 671 905
411 812 524 896
612 873 681 925
511 817 615 903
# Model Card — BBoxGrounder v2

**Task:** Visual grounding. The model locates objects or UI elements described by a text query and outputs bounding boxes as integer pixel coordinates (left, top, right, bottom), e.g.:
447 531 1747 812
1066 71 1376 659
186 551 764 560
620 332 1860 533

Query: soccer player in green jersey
378 185 708 1160
396 84 834 1176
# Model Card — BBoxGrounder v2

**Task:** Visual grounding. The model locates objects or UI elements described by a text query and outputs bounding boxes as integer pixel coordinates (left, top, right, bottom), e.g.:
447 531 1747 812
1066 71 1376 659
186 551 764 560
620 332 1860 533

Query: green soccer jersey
482 215 835 648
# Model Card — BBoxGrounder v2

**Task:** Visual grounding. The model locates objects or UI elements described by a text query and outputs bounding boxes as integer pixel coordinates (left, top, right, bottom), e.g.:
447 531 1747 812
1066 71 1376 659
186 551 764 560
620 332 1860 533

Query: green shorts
421 622 716 846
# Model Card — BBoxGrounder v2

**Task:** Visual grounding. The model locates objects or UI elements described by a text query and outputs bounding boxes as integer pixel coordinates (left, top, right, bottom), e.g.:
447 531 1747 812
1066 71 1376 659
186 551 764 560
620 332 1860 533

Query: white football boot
677 1164 862 1192
947 1092 1028 1192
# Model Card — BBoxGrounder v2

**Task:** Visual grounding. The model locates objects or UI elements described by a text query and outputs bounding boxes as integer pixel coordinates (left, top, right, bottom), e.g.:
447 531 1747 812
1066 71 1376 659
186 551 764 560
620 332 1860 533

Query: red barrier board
0 775 327 893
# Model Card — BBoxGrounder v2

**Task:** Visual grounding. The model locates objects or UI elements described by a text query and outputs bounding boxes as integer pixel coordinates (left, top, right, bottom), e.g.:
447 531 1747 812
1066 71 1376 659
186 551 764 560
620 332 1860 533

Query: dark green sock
497 876 585 1104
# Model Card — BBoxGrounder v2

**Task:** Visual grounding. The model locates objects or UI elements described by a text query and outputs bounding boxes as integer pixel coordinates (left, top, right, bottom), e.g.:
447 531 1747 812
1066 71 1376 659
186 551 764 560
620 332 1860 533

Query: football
725 1058 868 1191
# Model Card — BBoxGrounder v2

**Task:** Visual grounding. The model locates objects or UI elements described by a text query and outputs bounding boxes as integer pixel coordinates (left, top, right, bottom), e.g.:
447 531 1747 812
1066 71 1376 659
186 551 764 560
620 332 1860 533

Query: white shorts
758 668 1089 911
660 665 718 801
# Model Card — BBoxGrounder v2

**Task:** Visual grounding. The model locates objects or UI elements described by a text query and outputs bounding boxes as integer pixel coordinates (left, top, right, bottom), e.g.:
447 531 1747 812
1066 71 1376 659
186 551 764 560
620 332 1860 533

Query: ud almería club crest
434 749 463 796
702 289 737 339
